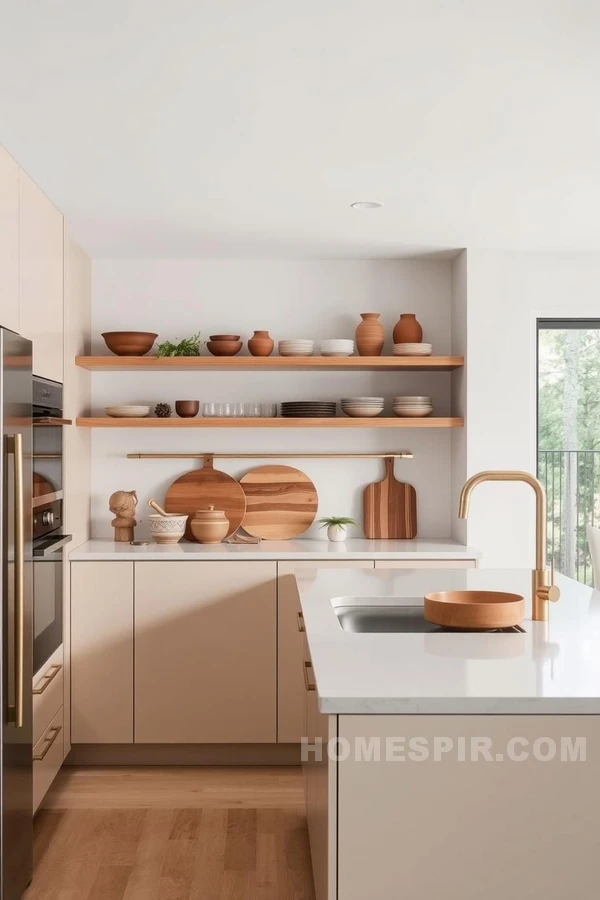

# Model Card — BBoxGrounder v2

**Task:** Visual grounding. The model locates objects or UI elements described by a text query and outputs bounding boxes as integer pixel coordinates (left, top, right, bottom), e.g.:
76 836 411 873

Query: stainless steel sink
334 605 525 634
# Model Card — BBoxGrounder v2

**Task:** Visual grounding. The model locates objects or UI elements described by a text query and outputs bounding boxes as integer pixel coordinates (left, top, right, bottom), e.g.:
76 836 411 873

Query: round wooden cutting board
240 465 318 540
164 457 246 541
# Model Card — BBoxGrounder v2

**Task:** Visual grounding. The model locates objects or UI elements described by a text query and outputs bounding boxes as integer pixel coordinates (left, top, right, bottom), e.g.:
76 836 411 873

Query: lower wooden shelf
76 417 464 429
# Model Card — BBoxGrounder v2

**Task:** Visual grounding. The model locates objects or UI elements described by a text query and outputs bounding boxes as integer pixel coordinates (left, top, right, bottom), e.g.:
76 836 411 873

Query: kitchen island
297 567 600 900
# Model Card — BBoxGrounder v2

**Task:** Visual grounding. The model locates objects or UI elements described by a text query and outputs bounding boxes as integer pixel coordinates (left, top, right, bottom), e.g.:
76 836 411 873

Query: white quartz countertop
69 538 480 561
296 567 600 715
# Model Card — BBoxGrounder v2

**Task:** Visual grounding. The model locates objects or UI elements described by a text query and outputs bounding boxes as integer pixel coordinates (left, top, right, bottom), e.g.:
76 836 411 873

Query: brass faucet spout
457 470 559 621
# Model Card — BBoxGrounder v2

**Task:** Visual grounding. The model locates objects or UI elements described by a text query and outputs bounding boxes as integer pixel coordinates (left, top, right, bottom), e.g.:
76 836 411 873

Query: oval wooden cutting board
240 465 318 540
164 457 246 541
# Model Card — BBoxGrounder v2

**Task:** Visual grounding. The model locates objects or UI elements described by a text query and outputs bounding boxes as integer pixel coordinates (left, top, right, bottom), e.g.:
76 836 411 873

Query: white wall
462 250 600 568
90 258 456 540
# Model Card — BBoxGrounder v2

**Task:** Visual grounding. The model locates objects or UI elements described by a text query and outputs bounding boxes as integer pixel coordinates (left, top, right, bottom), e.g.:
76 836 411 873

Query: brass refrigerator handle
33 725 61 761
297 611 305 633
303 660 316 692
33 664 62 695
12 432 25 728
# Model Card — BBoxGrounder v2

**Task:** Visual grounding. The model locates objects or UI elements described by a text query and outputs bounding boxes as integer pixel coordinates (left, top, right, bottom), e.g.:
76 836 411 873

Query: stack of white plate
320 339 354 357
341 397 385 418
105 405 150 418
278 339 314 357
393 343 433 356
393 396 432 417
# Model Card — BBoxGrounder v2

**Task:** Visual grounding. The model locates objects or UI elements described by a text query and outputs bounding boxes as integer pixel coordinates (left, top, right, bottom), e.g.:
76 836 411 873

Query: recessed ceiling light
351 201 383 210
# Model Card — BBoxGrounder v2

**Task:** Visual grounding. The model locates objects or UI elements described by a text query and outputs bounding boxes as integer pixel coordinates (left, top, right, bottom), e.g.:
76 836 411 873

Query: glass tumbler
202 403 215 417
233 403 245 418
245 403 262 417
260 403 278 417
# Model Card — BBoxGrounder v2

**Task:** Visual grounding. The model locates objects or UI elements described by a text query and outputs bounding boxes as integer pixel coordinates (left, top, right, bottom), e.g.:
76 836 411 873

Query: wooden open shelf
75 355 464 372
76 417 464 429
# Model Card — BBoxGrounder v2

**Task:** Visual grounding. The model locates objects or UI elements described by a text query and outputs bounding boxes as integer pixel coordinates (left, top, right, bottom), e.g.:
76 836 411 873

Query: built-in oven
32 377 71 675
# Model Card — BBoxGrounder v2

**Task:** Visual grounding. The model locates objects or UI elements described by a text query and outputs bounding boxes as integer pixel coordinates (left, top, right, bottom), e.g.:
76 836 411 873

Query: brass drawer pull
33 725 62 761
297 611 305 633
303 660 316 692
33 664 62 695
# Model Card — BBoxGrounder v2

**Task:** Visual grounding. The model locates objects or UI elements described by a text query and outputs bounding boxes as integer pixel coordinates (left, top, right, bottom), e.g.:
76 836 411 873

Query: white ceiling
2 0 600 258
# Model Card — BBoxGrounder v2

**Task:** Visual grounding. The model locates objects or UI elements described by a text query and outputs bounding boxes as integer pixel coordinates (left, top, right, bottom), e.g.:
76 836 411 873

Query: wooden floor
26 767 315 900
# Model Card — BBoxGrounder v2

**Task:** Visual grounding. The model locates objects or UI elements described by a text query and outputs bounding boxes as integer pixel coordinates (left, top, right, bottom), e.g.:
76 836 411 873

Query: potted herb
318 515 356 543
156 332 203 357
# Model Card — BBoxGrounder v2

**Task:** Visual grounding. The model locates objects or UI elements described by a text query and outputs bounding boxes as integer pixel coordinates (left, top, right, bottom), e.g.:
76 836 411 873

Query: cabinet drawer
33 645 64 746
33 707 64 812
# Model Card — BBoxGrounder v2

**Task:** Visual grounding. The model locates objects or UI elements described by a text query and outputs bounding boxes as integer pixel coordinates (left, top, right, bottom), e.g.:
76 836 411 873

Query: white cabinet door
277 560 374 743
18 170 63 381
134 561 277 743
0 147 19 332
71 562 134 743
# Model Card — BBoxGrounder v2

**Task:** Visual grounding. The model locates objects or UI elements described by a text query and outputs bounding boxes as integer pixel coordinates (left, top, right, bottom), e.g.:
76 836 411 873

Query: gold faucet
458 471 560 621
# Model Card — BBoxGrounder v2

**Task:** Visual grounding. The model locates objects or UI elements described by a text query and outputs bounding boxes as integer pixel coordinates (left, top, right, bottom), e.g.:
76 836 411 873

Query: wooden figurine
109 490 138 542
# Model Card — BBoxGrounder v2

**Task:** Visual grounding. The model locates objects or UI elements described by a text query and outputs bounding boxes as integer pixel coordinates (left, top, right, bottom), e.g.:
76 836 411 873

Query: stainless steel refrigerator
0 328 33 899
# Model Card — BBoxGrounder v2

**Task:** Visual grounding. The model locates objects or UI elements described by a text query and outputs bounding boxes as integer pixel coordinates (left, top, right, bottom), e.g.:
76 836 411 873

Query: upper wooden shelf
75 355 464 372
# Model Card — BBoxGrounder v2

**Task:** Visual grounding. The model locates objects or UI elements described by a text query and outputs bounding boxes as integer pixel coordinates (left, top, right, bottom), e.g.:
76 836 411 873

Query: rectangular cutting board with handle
363 456 417 539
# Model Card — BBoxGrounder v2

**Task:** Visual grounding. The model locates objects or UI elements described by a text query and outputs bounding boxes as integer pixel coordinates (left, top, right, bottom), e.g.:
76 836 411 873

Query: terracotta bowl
175 400 200 418
207 340 243 356
209 334 240 341
102 331 158 356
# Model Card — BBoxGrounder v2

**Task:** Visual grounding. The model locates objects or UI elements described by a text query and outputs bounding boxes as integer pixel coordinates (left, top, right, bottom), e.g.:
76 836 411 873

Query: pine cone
154 402 172 418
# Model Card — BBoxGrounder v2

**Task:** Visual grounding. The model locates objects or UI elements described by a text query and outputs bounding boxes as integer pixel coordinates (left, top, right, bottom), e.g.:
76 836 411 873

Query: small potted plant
318 515 356 542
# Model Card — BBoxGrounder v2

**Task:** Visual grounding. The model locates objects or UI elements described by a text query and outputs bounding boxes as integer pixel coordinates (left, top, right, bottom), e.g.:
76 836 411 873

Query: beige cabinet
304 679 337 900
134 561 277 743
277 560 373 743
33 707 64 813
62 234 92 756
374 559 477 569
0 147 19 332
71 561 134 743
18 170 63 381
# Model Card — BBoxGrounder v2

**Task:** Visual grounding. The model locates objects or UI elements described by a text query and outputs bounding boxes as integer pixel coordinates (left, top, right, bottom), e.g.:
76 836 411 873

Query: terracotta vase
248 330 274 357
393 313 423 344
355 313 384 356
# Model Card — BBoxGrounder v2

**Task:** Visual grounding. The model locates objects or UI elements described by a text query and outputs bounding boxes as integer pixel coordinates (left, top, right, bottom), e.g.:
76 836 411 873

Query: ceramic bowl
209 334 240 341
105 405 150 418
148 513 188 544
393 407 433 417
342 407 384 417
175 400 200 417
102 332 158 356
207 340 243 356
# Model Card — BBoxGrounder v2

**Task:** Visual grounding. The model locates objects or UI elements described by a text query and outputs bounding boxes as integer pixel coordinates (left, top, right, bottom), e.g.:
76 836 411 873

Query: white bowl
148 513 188 543
342 407 384 417
393 408 433 417
105 405 150 418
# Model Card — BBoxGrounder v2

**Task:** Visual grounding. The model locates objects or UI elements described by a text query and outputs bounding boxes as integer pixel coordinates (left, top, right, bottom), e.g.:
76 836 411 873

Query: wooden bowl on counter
207 340 243 356
102 331 158 356
424 590 525 630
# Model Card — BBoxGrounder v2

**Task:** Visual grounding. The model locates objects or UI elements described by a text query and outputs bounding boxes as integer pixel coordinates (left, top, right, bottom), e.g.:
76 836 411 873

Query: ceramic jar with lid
190 506 230 543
